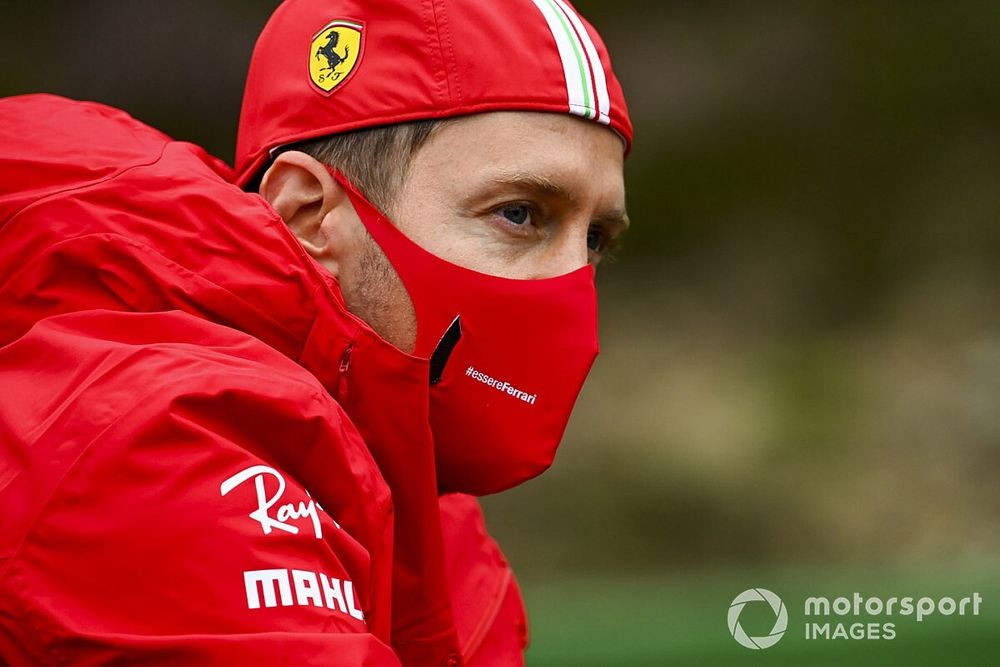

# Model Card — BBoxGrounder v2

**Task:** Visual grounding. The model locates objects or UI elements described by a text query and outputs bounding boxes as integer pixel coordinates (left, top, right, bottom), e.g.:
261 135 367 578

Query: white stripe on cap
531 0 596 120
551 0 611 124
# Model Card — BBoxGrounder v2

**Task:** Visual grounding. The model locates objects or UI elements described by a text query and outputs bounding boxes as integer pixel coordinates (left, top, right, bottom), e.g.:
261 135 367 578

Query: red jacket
0 94 528 666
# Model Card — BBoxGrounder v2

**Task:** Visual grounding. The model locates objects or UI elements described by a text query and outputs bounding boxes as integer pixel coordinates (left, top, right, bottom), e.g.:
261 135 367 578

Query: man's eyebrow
484 172 576 202
594 208 630 235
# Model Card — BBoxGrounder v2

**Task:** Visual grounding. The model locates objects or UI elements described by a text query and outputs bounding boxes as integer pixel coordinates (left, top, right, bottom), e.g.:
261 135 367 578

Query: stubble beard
348 231 418 354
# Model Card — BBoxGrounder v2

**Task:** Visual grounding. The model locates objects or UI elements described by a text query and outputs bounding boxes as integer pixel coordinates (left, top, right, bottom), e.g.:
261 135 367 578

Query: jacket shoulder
0 308 390 545
0 309 395 663
0 94 235 221
0 95 319 360
0 95 165 217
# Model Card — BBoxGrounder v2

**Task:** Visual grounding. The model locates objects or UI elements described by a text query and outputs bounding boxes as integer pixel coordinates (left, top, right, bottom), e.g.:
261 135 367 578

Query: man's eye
587 226 607 253
499 204 532 226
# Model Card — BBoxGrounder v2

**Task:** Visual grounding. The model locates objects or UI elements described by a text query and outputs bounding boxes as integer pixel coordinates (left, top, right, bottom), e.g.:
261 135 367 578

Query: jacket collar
286 218 464 664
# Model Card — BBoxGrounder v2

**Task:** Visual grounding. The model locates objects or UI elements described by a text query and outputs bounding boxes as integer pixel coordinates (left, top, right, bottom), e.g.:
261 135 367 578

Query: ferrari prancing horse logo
309 20 363 94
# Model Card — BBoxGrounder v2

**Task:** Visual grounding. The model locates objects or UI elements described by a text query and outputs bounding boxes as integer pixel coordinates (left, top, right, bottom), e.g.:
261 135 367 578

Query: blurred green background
3 1 998 663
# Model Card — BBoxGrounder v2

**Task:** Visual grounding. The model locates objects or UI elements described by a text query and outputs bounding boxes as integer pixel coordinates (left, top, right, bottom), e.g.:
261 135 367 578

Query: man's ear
258 150 356 278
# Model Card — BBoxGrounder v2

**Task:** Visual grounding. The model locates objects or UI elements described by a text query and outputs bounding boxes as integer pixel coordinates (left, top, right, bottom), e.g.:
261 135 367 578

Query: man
0 0 631 664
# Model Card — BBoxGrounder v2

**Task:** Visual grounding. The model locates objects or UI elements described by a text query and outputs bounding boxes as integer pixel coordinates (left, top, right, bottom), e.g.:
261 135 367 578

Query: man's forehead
413 111 625 191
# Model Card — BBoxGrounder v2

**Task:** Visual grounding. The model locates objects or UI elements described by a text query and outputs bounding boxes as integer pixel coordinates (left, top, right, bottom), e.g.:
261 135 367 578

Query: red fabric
234 0 632 186
0 94 527 666
439 495 528 667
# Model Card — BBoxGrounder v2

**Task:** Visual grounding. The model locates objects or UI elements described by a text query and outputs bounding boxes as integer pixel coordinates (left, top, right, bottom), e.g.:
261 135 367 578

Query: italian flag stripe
532 0 611 123
551 0 611 124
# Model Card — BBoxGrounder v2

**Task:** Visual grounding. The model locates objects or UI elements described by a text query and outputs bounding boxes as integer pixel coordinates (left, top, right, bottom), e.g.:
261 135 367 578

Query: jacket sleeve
438 494 529 667
0 310 399 666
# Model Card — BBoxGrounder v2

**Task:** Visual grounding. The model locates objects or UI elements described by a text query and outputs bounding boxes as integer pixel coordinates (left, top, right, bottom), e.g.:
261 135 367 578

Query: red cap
234 0 633 187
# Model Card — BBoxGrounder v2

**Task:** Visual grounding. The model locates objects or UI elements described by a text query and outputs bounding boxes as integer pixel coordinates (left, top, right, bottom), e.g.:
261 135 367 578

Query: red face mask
330 170 599 495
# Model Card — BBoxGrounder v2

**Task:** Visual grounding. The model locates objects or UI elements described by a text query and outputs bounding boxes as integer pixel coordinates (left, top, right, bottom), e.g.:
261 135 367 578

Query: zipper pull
339 342 353 373
335 343 353 403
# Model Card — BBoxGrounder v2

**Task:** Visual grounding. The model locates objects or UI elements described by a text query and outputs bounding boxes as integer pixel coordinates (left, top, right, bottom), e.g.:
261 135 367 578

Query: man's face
392 111 628 277
264 111 627 352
